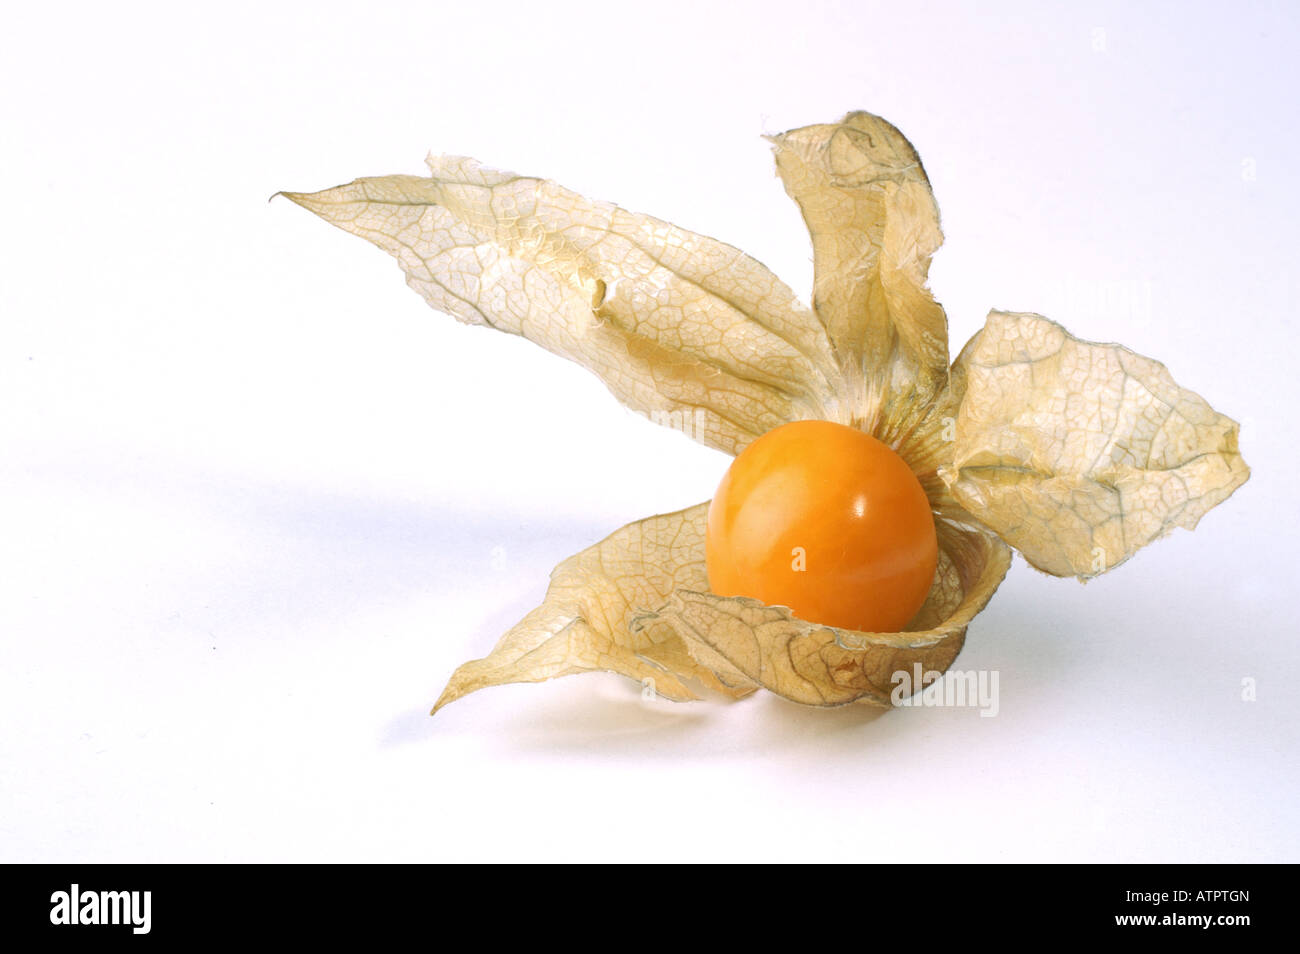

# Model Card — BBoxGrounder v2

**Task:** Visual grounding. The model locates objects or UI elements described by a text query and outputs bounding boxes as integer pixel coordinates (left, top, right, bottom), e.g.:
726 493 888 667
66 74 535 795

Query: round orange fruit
705 420 938 632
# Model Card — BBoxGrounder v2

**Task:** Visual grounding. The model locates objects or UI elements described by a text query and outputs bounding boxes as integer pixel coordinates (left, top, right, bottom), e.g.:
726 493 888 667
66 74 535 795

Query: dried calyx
282 111 1249 712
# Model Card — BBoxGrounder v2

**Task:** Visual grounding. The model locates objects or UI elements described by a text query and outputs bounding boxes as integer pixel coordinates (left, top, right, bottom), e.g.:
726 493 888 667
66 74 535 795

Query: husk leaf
434 504 1010 710
939 310 1250 578
281 158 837 456
643 519 1010 706
432 504 754 712
769 111 950 442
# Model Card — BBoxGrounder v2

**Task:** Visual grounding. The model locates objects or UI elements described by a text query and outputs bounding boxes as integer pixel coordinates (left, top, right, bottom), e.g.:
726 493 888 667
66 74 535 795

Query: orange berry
706 420 938 632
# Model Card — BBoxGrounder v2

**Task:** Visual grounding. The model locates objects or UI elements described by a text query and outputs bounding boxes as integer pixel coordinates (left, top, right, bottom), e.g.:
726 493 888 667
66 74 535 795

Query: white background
2 0 1296 862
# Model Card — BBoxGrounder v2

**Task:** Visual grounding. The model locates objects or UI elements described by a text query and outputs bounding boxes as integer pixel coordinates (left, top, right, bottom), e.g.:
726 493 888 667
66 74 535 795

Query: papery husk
647 518 1011 707
939 310 1250 579
432 504 752 712
280 158 836 457
769 111 951 442
434 504 1010 711
285 111 1248 715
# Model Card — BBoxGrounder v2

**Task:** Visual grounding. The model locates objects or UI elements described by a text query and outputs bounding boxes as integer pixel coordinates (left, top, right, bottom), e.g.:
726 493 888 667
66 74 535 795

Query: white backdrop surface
1 0 1295 862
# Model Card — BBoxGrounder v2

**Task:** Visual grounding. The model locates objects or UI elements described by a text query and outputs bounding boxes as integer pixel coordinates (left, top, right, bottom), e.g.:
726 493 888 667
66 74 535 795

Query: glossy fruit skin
706 420 938 633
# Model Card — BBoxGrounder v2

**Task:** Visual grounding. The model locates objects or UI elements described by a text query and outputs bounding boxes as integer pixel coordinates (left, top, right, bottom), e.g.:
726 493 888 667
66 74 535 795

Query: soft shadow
426 674 896 758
